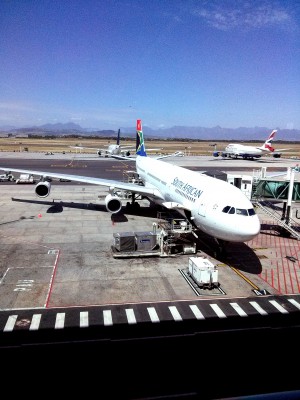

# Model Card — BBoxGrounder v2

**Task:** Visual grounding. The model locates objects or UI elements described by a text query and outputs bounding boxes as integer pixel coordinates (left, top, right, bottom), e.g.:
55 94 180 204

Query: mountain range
1 122 299 142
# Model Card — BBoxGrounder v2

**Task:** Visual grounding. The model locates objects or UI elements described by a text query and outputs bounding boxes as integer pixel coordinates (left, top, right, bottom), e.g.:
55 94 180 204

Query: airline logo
263 130 277 152
136 119 146 156
172 177 203 199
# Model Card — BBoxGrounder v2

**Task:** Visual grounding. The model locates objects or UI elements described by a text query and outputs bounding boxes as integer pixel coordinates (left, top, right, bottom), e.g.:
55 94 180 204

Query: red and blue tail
258 129 277 152
136 119 147 157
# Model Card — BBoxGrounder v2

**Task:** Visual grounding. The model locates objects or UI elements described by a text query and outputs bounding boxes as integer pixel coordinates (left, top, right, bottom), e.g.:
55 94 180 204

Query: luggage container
188 257 219 288
135 231 157 251
113 232 136 252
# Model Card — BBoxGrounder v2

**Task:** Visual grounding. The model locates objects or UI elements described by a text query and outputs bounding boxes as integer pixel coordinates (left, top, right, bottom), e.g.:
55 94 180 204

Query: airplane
0 119 261 246
213 129 290 160
70 129 135 157
71 128 160 158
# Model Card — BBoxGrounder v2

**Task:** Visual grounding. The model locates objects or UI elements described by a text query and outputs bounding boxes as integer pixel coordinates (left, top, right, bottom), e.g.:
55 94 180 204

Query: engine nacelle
35 181 51 198
125 151 131 156
213 151 219 157
105 193 122 213
97 150 102 156
273 153 281 158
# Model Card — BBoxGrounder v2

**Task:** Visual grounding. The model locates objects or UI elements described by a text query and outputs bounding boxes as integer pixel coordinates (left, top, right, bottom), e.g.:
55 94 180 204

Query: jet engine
125 151 131 156
273 153 281 158
213 151 219 157
105 193 122 213
35 181 51 198
97 150 102 156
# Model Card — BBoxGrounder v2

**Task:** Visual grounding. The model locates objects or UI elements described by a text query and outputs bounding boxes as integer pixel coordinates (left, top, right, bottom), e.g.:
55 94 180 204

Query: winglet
136 119 147 157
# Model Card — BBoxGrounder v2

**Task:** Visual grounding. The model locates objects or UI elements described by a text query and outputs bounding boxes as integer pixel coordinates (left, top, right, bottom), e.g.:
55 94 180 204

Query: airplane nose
241 217 261 242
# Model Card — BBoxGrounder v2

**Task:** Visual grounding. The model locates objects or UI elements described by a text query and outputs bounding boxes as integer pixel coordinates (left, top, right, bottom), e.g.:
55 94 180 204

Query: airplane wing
70 145 107 151
111 151 184 161
273 148 292 152
0 167 165 200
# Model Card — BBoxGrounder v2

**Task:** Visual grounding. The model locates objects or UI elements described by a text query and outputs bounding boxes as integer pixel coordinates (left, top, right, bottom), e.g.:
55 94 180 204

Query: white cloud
192 1 293 31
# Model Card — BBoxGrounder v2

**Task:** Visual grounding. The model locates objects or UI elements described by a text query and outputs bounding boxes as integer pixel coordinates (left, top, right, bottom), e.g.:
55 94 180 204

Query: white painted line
269 300 289 314
103 310 113 326
80 311 89 327
189 304 205 319
126 308 137 324
55 312 66 329
210 304 227 318
249 301 268 315
4 315 18 332
168 306 182 321
288 298 300 310
147 307 160 323
230 302 248 317
29 313 42 330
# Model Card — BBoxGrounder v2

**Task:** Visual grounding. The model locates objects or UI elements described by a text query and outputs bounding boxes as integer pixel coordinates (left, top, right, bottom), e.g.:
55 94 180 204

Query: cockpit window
222 206 231 213
236 208 248 216
222 206 256 216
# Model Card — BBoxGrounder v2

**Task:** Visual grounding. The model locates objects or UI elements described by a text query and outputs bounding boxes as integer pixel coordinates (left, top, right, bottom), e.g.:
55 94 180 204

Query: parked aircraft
70 129 135 157
71 128 160 158
0 120 260 245
213 129 290 160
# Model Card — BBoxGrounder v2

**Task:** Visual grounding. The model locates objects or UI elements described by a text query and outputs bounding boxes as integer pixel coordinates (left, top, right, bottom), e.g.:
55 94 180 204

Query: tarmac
2 151 300 399
0 151 300 311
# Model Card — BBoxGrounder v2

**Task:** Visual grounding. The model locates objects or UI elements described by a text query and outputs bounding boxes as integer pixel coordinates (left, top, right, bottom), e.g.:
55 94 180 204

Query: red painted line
287 262 295 294
277 262 281 294
293 262 300 292
44 249 61 308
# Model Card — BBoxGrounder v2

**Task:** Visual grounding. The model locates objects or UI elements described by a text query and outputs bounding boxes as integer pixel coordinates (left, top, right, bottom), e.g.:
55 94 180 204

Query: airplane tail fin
257 129 277 152
136 119 147 157
116 129 121 146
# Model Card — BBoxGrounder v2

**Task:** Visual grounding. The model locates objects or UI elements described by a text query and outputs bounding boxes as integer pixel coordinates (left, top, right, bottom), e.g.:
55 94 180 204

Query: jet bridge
251 167 300 240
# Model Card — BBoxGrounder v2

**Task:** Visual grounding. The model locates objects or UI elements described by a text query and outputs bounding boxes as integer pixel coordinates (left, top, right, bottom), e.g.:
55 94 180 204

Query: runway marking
210 304 226 318
168 306 182 321
230 302 248 317
3 315 18 332
80 311 89 327
55 312 66 329
230 267 260 290
288 298 300 309
269 300 289 313
103 310 113 326
249 301 268 315
45 249 61 308
29 313 42 330
189 304 205 320
147 307 160 323
125 308 137 324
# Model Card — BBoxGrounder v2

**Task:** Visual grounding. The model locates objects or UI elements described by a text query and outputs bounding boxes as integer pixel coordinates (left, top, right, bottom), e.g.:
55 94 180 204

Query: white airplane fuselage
136 156 260 242
224 144 265 158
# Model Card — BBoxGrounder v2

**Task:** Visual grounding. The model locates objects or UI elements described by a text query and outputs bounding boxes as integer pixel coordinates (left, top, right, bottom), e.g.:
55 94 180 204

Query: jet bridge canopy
253 177 300 201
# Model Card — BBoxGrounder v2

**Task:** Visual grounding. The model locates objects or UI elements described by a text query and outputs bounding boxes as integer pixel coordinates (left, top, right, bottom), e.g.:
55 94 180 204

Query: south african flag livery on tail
136 119 147 157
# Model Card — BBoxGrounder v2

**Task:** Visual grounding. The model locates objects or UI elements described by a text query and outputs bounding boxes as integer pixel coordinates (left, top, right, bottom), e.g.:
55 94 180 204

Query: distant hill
0 122 299 141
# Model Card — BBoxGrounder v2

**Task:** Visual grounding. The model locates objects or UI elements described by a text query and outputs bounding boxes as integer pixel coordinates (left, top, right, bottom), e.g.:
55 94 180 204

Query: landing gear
213 238 227 258
126 193 141 211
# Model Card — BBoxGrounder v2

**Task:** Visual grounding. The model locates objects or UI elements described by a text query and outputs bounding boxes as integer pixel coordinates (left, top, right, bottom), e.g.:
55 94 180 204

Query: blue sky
1 0 299 130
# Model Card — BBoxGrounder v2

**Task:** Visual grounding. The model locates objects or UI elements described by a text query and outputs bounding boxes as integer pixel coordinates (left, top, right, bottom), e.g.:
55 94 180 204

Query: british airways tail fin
136 119 147 157
257 129 277 152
